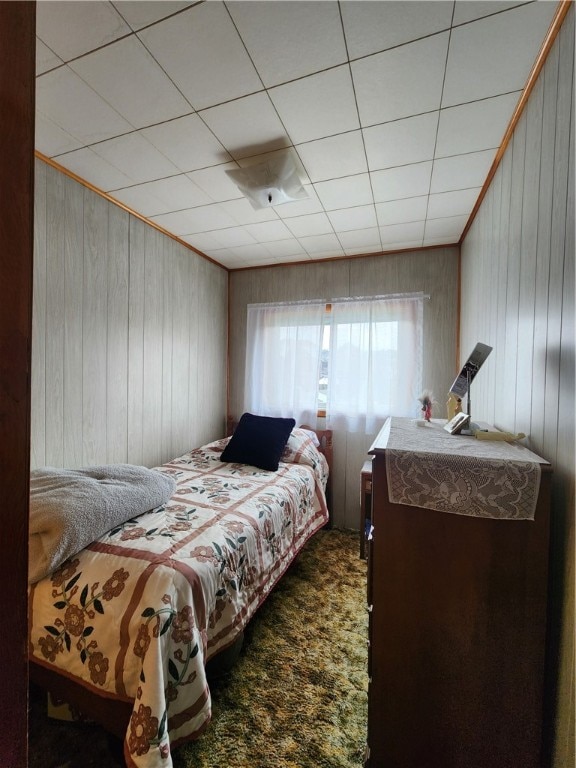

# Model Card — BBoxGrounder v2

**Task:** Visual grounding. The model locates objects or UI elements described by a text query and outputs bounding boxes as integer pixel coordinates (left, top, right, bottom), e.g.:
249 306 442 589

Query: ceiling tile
36 39 63 75
195 245 227 257
69 36 191 129
269 66 359 145
244 220 294 243
427 188 481 219
151 204 238 236
36 1 131 62
379 221 425 248
111 186 172 217
314 174 373 211
91 133 179 185
36 66 133 146
352 32 449 127
225 243 274 264
421 236 460 247
35 112 83 156
113 1 193 31
343 243 384 257
452 2 527 26
285 213 334 238
142 115 230 173
186 163 244 203
371 162 433 203
219 198 280 225
55 147 134 191
200 93 290 160
299 233 343 255
328 205 378 233
207 227 258 249
430 151 495 193
138 2 262 111
263 239 307 259
341 0 453 60
296 132 368 183
337 227 381 250
270 252 313 264
376 196 428 227
239 148 311 185
363 112 438 171
423 214 469 241
443 1 558 107
201 249 240 269
436 92 520 157
111 175 212 217
227 0 347 88
273 186 325 218
243 254 282 268
306 247 346 260
383 240 425 252
180 231 225 253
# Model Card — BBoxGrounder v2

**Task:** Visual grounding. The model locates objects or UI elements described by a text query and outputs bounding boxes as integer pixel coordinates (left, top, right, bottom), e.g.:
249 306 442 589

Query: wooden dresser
364 417 552 768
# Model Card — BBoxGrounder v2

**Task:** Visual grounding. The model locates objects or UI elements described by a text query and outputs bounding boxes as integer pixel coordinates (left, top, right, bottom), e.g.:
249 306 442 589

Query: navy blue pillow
220 413 296 471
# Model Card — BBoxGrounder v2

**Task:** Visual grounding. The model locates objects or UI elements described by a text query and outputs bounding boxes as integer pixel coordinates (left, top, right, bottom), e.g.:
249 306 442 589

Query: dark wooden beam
0 2 36 766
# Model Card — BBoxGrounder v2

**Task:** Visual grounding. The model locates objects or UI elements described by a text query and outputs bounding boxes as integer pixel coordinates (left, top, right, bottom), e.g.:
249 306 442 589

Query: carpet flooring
28 529 368 768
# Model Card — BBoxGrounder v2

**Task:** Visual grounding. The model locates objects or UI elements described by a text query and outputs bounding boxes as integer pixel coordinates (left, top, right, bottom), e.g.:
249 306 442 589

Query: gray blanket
29 464 176 584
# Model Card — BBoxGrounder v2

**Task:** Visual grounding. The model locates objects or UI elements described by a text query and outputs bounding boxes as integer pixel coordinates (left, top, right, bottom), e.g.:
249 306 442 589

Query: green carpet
29 529 368 768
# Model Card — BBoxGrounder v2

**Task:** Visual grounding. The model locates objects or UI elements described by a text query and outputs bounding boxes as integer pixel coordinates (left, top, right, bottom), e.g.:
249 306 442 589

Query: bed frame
30 422 333 742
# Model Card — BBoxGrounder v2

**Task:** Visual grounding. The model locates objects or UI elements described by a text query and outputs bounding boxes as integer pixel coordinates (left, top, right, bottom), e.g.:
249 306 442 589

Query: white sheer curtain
326 294 424 434
244 301 325 428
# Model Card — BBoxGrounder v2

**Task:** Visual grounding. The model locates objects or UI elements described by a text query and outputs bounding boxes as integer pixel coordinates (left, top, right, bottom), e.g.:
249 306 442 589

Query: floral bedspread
29 429 329 768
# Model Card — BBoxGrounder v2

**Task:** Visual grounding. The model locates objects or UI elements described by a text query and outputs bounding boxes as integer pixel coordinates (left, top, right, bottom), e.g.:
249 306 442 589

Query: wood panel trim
226 269 231 424
460 0 573 243
456 246 461 371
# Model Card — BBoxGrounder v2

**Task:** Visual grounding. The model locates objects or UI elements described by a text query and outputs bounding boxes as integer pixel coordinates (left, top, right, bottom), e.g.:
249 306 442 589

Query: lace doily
383 419 546 520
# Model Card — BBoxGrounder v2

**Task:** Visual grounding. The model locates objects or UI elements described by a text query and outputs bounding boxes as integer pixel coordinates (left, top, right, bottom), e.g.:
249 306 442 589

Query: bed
29 420 332 768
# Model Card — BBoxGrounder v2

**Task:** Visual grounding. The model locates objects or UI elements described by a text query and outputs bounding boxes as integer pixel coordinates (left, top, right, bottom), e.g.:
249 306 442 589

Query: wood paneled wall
228 247 459 529
32 159 228 471
460 7 574 766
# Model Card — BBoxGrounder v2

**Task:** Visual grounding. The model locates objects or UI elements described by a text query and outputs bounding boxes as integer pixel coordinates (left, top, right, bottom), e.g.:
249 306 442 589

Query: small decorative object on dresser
443 410 470 434
363 416 552 768
417 389 435 421
445 391 462 420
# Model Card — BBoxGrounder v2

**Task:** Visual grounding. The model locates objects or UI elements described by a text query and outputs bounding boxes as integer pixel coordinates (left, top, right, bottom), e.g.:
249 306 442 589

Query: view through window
245 294 424 432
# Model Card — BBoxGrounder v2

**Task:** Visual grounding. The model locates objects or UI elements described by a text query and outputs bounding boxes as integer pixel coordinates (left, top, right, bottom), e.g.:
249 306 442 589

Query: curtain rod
330 292 430 303
247 292 430 310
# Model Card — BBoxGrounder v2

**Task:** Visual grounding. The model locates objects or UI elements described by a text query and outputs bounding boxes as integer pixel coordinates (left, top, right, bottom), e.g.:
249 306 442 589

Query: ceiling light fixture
225 154 309 211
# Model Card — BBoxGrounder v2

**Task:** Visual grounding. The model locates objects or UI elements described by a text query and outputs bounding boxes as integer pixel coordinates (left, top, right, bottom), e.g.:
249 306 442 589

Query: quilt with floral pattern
29 429 329 768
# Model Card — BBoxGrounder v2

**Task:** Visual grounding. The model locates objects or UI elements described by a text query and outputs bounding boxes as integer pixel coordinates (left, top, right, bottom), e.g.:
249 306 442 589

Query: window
245 294 424 433
245 301 326 428
326 295 424 433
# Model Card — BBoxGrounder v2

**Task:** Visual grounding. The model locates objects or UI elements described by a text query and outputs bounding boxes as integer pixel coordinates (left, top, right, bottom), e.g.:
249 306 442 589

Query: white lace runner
384 418 546 520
